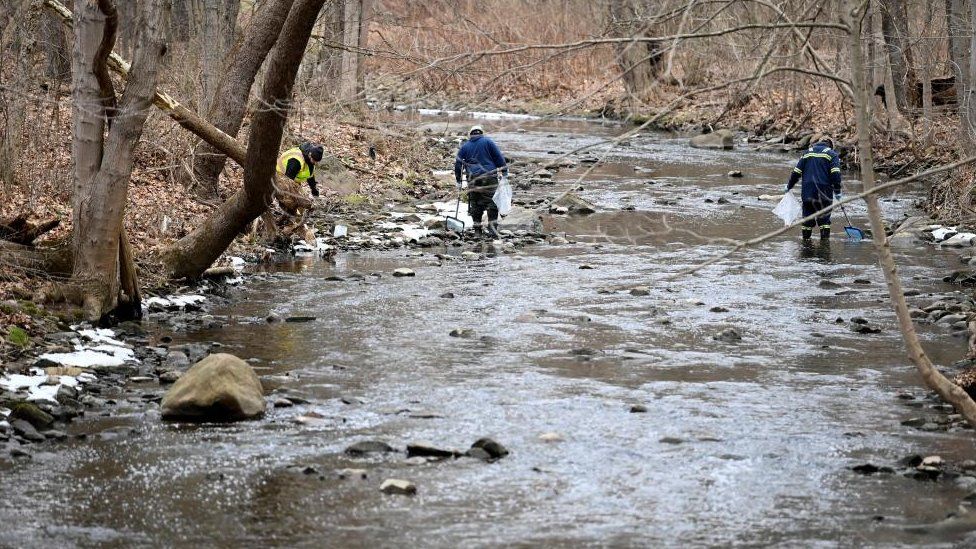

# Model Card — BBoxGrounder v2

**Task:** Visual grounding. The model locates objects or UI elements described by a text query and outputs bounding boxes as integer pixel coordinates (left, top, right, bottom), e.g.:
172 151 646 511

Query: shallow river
3 116 976 547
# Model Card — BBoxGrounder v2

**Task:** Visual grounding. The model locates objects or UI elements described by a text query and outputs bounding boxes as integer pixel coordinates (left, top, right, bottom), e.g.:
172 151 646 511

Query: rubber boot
486 221 500 239
820 226 830 240
802 228 812 240
472 224 483 239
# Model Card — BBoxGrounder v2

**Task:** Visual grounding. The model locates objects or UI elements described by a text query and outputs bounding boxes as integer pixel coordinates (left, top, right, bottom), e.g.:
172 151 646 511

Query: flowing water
3 116 976 547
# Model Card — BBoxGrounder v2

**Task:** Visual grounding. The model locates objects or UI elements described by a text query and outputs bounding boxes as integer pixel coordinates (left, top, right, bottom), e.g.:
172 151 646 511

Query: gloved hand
835 193 843 202
309 182 320 197
784 185 791 194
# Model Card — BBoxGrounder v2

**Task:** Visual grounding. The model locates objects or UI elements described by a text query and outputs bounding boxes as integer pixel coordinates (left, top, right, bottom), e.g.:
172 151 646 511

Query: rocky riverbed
4 114 976 546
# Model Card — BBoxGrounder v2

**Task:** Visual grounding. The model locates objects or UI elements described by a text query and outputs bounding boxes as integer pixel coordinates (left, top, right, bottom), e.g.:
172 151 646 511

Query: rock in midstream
380 479 417 496
160 353 266 422
345 440 396 456
469 437 509 460
713 328 742 342
406 442 460 458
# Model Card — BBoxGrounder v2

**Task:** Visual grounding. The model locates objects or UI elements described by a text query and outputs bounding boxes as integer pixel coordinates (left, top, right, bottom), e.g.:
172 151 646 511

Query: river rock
552 193 597 215
630 287 651 296
850 323 882 334
449 328 476 338
11 419 45 442
938 313 969 325
345 440 396 455
380 479 417 496
159 370 183 384
407 442 459 458
160 353 266 422
712 328 742 342
337 468 368 479
538 432 564 443
690 129 734 150
166 351 190 369
630 405 648 413
727 170 743 177
393 268 416 277
9 402 54 430
461 251 479 260
470 437 509 460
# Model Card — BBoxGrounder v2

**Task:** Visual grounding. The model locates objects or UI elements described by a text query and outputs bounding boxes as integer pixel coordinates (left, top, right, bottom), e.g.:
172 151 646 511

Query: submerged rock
160 354 266 422
851 463 895 475
345 440 396 456
712 328 742 343
393 268 416 277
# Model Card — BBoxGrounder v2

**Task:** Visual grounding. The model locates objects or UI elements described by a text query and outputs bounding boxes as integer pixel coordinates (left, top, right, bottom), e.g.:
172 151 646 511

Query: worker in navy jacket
454 125 508 238
786 136 842 240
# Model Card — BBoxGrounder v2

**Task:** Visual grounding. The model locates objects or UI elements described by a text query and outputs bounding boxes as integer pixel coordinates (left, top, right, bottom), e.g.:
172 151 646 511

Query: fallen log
0 240 72 277
0 215 61 245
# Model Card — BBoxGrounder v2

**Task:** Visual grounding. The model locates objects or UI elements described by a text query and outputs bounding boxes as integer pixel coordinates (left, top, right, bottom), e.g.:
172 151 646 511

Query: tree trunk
0 2 36 191
338 0 362 101
844 0 976 428
44 0 311 214
198 0 241 115
947 0 974 152
879 0 918 112
164 0 326 280
355 0 372 95
607 0 660 101
71 0 168 321
188 0 294 198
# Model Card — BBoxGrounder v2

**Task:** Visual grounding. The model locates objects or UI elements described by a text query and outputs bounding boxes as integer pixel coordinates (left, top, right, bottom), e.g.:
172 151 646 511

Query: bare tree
70 0 168 321
198 0 242 115
845 0 976 426
163 0 327 280
188 0 295 198
607 0 662 101
878 0 918 113
337 0 371 101
947 0 974 151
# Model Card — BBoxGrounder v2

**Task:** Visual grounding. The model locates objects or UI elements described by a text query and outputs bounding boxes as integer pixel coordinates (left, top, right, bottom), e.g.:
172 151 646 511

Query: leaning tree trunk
188 0 294 198
843 0 976 427
607 0 660 102
163 0 326 280
71 0 168 321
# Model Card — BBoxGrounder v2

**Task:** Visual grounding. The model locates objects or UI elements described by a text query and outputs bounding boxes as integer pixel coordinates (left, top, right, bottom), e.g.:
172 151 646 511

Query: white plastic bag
493 176 513 216
772 192 801 226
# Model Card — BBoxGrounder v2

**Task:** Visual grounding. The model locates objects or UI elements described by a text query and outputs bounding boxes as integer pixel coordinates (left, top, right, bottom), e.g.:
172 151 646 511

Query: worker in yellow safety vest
276 142 323 197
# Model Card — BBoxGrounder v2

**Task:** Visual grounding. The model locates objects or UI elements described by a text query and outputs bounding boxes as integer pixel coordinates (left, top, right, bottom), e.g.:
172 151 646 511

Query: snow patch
144 294 206 312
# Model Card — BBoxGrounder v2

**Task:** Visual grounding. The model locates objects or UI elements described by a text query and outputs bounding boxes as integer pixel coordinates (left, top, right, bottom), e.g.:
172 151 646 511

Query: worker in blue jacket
455 125 508 238
786 136 842 240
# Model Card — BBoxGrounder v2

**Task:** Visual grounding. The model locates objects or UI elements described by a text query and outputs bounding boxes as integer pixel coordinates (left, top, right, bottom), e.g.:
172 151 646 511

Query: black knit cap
308 145 324 161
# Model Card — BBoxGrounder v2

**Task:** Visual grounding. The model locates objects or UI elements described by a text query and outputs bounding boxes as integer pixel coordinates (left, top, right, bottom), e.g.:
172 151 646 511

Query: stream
2 115 976 547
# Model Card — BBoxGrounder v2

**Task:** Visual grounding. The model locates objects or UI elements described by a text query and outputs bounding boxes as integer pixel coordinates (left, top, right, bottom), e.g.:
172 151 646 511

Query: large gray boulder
690 129 734 150
161 353 265 422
